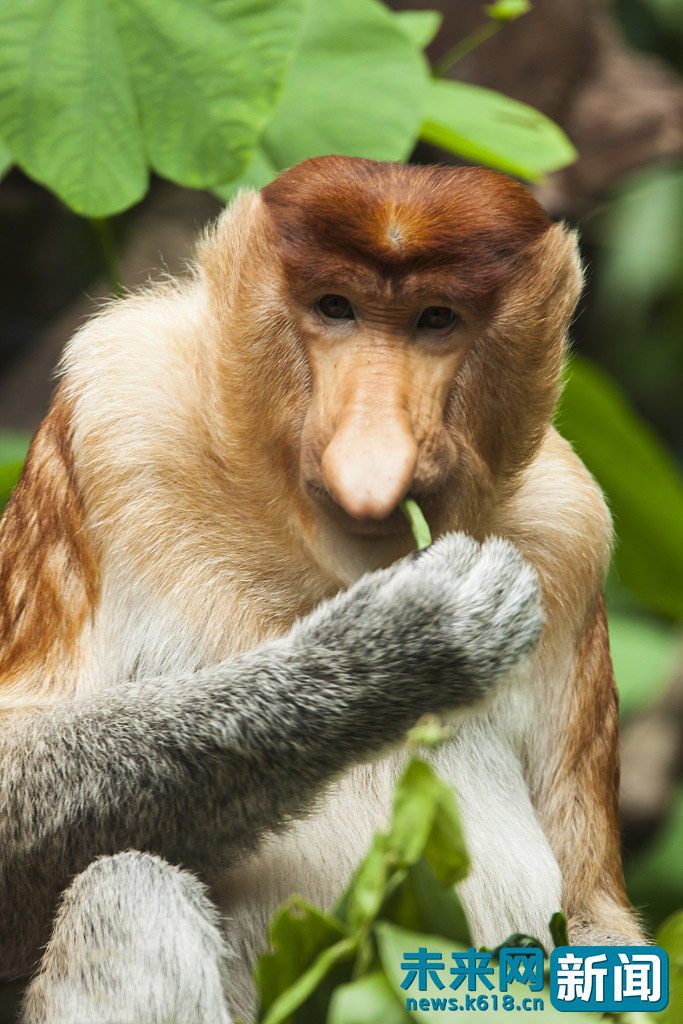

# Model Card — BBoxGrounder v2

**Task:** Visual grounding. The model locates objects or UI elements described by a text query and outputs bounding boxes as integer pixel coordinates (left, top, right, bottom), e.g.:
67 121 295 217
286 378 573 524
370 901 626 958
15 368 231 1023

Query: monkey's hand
291 532 543 720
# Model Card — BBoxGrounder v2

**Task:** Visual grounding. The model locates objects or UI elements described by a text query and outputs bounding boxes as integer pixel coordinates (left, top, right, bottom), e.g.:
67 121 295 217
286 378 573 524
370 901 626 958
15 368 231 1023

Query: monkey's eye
316 295 355 320
417 307 458 330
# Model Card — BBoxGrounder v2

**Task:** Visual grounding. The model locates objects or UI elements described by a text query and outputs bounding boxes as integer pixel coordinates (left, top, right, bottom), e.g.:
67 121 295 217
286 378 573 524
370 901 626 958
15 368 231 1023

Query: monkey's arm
0 533 541 974
531 593 644 943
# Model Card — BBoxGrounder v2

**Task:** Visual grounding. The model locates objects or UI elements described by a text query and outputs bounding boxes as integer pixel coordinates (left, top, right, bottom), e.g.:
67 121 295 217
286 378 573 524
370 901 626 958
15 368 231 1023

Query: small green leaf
557 355 683 619
405 859 471 946
406 716 451 749
260 936 357 1024
257 896 347 1021
388 760 469 886
484 0 531 21
549 911 568 948
393 9 442 50
400 498 432 551
421 79 577 182
329 971 413 1024
388 760 440 868
344 832 390 931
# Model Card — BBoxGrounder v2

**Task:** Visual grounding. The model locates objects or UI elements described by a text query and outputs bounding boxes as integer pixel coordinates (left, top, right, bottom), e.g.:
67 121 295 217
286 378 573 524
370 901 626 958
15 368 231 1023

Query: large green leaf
0 0 303 216
557 356 683 619
393 9 442 50
420 79 576 182
216 0 431 197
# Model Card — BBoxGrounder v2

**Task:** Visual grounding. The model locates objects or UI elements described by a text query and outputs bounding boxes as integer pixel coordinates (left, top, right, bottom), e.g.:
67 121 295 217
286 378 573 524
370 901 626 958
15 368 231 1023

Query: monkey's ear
524 222 584 335
197 191 270 308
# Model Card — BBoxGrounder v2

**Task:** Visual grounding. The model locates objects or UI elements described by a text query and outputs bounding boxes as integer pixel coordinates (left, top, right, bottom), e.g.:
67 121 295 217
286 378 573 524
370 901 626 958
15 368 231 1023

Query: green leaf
608 611 679 717
257 896 347 1022
388 760 469 886
557 355 683 619
393 9 442 50
214 147 279 201
420 79 577 182
329 971 414 1024
344 832 391 931
0 0 303 216
400 860 471 946
387 760 441 869
226 0 431 193
400 498 432 551
484 0 531 21
260 937 357 1024
406 717 451 749
656 908 683 1024
549 911 568 948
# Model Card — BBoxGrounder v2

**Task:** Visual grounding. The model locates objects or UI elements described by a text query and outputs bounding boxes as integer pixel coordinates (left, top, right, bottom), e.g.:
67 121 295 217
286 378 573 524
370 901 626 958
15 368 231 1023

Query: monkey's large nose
321 411 418 520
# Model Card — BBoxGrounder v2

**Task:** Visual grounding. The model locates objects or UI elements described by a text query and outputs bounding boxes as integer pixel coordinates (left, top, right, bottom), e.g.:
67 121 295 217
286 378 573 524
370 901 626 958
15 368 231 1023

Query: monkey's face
256 157 580 546
291 281 472 534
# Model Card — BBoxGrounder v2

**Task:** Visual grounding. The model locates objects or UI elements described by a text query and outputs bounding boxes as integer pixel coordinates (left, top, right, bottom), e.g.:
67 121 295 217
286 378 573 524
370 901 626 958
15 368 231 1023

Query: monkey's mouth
304 480 424 538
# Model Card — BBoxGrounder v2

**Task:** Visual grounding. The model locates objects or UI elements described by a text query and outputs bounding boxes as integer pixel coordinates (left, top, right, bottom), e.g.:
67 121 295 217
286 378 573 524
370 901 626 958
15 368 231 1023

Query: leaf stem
432 21 502 78
399 498 432 551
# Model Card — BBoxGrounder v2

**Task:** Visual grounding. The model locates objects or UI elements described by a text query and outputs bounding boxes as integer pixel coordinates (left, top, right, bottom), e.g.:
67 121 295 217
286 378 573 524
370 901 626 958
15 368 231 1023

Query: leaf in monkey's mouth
399 497 432 551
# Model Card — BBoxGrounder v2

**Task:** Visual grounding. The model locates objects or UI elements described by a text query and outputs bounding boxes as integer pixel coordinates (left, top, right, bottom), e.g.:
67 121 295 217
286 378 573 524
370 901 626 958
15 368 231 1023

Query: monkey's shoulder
489 427 612 618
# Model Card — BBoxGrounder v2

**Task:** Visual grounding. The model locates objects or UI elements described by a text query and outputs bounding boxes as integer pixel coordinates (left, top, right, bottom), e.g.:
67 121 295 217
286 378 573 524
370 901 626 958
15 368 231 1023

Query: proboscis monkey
0 157 642 1024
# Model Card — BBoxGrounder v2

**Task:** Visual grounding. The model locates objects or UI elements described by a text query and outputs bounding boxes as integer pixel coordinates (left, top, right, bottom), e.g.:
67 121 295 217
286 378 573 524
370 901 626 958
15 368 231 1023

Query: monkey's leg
21 852 233 1024
532 595 645 945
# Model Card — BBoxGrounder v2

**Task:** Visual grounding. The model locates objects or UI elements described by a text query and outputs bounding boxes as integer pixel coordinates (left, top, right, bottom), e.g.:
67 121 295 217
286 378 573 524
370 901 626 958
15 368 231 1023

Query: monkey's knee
22 851 233 1024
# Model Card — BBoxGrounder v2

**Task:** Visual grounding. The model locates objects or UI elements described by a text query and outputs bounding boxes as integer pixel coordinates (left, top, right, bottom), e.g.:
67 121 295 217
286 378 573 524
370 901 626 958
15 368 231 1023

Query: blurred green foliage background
0 0 681 1019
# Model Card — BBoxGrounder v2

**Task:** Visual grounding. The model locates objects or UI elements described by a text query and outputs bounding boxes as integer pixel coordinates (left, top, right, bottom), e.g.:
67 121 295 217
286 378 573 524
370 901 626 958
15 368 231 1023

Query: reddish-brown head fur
261 156 551 307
